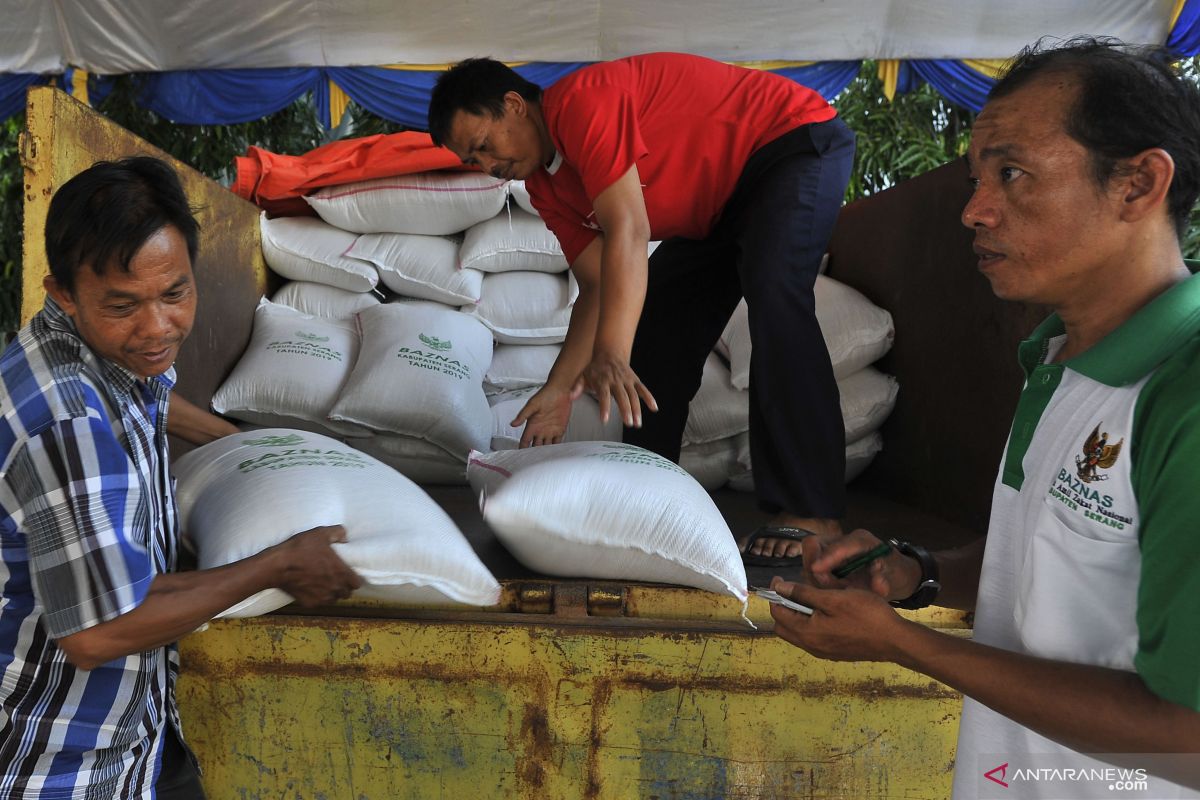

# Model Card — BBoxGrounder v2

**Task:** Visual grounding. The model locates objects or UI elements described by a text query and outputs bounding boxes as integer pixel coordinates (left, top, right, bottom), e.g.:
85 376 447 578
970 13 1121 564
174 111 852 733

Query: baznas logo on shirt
418 333 452 351
1075 423 1123 483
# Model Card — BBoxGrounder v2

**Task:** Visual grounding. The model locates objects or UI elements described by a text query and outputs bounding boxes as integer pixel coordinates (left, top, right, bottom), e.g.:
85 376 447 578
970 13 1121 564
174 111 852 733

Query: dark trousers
156 725 206 800
624 118 855 519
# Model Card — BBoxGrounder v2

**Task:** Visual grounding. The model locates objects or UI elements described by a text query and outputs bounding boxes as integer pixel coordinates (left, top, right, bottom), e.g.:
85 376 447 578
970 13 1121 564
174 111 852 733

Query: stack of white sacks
212 170 897 490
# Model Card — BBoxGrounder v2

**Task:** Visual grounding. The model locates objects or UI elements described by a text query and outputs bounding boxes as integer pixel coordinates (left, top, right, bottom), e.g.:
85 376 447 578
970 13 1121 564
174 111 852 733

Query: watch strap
887 538 941 610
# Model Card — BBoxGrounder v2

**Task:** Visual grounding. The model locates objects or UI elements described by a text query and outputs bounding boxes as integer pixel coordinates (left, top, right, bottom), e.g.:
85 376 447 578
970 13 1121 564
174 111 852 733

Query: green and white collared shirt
952 272 1200 800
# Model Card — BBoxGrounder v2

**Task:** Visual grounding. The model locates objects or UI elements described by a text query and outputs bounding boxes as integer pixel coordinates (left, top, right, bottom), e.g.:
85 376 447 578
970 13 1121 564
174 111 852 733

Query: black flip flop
740 526 816 568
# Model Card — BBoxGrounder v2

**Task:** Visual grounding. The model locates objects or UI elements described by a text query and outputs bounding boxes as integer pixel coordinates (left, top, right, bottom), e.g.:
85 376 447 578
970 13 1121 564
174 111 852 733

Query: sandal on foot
740 526 816 568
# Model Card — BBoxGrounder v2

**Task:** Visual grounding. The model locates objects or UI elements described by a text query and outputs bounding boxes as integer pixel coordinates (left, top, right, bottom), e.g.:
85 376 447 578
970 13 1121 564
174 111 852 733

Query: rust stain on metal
583 680 613 800
517 703 552 790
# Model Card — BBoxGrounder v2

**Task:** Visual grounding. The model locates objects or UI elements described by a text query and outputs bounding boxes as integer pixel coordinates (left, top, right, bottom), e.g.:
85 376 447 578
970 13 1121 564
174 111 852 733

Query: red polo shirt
525 52 837 265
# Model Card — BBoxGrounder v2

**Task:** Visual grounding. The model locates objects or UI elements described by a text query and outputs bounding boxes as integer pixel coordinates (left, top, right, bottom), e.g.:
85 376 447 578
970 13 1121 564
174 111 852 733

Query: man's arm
512 160 658 444
769 583 1200 787
513 238 603 446
578 162 657 427
168 394 239 445
57 525 361 671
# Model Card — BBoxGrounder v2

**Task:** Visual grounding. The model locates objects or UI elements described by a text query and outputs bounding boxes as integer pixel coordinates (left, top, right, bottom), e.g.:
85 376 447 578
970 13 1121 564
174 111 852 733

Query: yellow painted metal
179 603 963 799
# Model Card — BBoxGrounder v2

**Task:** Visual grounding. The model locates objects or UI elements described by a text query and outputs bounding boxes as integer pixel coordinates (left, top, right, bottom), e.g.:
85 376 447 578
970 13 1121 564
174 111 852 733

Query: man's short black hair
428 58 542 147
990 36 1200 237
45 156 200 293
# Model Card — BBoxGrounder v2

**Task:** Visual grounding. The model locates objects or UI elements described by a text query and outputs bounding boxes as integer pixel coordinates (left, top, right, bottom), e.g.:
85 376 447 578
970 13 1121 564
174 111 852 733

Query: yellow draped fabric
71 68 89 106
876 59 900 101
328 78 349 128
961 59 1008 79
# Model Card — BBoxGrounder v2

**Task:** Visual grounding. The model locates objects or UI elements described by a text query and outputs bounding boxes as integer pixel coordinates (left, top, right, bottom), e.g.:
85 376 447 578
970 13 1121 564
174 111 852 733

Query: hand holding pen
832 541 893 579
803 529 900 598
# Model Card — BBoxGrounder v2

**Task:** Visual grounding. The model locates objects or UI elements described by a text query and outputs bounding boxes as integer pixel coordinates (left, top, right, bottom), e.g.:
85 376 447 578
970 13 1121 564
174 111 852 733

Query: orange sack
234 131 468 217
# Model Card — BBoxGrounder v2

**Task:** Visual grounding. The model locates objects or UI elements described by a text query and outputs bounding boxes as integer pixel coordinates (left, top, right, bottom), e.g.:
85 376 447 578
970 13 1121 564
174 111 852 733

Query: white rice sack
679 433 748 492
484 343 561 393
729 431 884 493
349 435 467 486
172 428 500 616
840 367 899 443
467 443 747 599
719 275 895 389
211 300 363 436
305 172 509 235
462 271 577 345
488 386 622 451
271 281 380 320
328 302 493 456
844 432 884 482
347 232 483 305
259 212 379 293
508 180 539 217
459 209 568 274
683 352 749 446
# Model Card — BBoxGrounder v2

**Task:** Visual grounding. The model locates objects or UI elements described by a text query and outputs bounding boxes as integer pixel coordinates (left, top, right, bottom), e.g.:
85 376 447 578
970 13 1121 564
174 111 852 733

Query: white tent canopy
0 0 1177 74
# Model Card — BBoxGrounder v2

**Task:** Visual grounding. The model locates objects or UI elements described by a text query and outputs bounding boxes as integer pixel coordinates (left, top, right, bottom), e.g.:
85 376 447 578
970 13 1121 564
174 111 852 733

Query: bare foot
741 516 843 560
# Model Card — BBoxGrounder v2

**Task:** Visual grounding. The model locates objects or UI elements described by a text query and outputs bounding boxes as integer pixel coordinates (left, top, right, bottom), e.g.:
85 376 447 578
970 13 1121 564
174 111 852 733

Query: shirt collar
1021 271 1200 386
545 150 563 175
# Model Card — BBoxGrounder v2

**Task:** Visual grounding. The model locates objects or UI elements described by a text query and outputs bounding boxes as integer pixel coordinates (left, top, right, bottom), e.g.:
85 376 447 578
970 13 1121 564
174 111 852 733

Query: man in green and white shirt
767 37 1200 797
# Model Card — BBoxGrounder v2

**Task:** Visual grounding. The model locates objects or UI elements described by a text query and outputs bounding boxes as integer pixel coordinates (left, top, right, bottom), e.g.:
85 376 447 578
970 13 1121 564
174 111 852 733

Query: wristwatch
887 538 941 610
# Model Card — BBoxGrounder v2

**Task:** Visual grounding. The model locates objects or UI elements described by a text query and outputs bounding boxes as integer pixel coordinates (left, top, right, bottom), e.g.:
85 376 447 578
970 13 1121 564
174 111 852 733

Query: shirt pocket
1012 496 1140 670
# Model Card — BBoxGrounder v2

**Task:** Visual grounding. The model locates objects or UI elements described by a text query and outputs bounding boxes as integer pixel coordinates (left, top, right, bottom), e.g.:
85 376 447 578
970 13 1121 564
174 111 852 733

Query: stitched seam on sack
315 181 508 200
469 459 512 478
266 237 368 278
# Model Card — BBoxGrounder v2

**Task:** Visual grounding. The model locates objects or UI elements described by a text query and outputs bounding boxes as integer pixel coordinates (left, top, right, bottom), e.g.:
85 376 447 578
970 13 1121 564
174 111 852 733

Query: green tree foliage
833 61 975 200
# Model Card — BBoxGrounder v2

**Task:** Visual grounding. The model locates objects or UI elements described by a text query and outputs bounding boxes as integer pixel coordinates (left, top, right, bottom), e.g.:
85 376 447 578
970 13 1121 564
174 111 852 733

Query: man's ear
504 90 526 117
43 274 77 317
1119 147 1174 224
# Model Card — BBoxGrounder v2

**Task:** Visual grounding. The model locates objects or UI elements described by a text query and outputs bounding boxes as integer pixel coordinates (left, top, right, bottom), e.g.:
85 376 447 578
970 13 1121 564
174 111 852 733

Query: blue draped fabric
908 60 994 111
327 62 590 128
1 73 52 120
99 68 324 125
1168 0 1200 54
89 69 323 124
771 60 862 100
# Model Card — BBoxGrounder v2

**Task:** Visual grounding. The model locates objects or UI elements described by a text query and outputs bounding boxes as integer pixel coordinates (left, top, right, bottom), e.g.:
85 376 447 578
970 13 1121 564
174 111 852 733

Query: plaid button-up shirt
0 297 184 799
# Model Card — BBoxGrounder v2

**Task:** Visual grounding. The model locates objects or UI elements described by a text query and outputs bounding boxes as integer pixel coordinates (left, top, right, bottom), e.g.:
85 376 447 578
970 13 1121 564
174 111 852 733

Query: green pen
832 541 893 579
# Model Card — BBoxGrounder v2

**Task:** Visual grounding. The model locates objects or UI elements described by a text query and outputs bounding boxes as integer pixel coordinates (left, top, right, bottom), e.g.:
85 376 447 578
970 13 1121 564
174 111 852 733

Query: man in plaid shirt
0 158 362 799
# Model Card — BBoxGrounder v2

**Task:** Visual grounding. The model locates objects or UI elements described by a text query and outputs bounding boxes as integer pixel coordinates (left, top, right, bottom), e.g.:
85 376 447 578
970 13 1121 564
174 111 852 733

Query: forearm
58 549 285 669
168 394 239 445
593 227 648 358
546 271 601 390
896 622 1200 768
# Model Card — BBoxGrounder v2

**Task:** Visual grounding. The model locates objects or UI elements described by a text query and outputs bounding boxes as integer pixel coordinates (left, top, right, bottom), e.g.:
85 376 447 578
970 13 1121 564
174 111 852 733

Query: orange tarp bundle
234 131 469 217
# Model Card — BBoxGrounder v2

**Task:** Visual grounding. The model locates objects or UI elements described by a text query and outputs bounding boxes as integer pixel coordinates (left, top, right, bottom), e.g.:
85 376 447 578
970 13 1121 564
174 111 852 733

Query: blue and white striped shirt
0 297 184 799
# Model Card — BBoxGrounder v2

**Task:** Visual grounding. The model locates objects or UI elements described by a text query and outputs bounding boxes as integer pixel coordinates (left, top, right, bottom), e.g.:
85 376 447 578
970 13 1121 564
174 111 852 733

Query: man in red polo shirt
429 53 855 561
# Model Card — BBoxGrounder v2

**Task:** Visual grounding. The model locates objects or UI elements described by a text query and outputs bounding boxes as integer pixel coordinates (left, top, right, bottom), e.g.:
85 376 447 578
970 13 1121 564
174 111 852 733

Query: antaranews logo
981 757 1151 797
